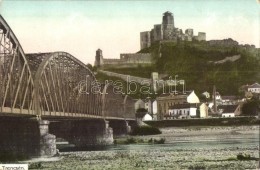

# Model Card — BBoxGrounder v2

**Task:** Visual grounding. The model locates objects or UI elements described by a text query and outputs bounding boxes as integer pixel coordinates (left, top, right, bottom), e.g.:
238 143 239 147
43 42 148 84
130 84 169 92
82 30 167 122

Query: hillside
102 40 260 96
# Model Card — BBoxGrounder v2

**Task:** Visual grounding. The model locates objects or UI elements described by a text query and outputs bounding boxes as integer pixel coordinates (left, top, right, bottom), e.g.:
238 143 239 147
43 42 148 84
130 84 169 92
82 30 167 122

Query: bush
237 153 252 160
29 162 43 169
188 164 206 170
155 138 165 144
131 126 161 136
148 138 166 144
125 137 136 144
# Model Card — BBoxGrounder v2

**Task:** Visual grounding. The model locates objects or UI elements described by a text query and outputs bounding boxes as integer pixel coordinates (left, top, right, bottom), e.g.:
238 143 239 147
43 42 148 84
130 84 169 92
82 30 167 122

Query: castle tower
94 49 103 67
162 11 174 40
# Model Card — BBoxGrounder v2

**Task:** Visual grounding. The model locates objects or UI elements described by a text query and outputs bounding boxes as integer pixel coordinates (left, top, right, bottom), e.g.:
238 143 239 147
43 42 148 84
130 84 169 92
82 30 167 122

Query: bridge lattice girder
28 52 102 118
0 15 135 120
0 16 34 114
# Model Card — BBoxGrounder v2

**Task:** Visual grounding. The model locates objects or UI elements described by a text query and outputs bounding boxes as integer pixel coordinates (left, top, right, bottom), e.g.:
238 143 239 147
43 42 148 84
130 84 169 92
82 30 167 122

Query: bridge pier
109 120 132 137
39 120 56 156
49 119 113 148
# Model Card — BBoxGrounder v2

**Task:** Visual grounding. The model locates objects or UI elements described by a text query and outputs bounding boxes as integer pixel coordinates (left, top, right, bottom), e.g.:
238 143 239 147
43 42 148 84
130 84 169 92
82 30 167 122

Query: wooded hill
104 40 260 96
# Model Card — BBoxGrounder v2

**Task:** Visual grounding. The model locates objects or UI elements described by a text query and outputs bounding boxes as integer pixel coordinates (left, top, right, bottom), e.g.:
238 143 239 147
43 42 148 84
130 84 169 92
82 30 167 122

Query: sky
0 0 259 65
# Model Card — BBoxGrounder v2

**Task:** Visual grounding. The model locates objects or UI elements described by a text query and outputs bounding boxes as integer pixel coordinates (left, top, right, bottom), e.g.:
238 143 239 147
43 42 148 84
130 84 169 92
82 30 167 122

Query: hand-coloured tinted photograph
0 0 259 169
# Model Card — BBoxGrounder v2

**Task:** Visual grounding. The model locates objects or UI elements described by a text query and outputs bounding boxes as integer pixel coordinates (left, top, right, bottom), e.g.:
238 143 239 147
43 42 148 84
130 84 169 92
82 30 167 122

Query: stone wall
120 53 152 64
99 70 152 84
208 38 239 46
103 58 124 65
98 52 152 67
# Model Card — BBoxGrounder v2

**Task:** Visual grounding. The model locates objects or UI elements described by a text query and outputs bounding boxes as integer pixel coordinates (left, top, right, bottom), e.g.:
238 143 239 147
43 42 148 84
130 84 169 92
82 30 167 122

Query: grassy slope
102 40 260 96
95 72 157 99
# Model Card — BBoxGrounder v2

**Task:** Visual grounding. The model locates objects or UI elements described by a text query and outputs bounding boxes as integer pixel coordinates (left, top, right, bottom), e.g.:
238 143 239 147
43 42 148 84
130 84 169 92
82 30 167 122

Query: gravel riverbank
27 126 259 170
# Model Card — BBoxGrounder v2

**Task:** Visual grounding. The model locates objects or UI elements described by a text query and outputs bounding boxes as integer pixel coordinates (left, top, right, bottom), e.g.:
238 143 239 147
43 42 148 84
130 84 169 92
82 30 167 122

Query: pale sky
0 0 259 65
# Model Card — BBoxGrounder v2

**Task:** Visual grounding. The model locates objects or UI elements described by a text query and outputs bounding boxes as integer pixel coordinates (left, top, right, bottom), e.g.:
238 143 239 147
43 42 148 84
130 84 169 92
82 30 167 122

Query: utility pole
213 85 217 113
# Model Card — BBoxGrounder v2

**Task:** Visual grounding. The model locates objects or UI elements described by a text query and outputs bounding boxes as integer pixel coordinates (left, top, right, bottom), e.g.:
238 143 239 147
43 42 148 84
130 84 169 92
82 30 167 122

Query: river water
28 126 259 170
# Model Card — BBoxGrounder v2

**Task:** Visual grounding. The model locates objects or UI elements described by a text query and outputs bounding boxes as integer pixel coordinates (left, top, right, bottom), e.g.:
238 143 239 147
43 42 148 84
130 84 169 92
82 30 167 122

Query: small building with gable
247 83 260 94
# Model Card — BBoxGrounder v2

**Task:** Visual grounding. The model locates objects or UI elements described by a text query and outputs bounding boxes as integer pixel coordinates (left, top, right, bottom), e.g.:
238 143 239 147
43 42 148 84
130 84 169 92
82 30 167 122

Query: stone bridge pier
108 120 136 137
49 119 113 148
0 117 136 160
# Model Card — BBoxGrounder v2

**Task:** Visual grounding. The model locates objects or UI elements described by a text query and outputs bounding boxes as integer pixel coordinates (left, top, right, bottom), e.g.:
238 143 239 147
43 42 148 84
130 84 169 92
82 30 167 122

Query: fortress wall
100 70 152 84
102 53 152 66
208 39 239 46
103 59 124 65
120 53 152 63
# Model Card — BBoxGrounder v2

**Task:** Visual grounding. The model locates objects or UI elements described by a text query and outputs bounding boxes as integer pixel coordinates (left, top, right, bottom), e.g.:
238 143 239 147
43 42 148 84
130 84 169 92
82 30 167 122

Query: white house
167 103 197 119
247 83 260 94
219 105 240 118
199 103 208 118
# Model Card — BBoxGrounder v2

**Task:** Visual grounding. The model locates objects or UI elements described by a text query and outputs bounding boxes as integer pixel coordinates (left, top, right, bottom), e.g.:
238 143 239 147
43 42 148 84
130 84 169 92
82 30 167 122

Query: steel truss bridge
0 15 135 120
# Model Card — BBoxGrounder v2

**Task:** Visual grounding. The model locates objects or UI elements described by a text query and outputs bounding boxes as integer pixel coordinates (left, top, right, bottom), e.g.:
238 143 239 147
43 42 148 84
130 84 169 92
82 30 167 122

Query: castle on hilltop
95 11 207 67
140 11 206 49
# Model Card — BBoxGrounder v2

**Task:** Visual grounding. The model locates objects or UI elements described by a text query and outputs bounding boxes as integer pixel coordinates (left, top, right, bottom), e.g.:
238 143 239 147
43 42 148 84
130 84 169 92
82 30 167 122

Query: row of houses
134 82 259 121
135 91 210 121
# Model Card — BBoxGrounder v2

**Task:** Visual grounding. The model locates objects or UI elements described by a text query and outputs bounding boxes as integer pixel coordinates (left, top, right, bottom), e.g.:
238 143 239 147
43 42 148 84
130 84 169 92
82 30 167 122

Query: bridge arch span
28 52 101 117
0 15 34 114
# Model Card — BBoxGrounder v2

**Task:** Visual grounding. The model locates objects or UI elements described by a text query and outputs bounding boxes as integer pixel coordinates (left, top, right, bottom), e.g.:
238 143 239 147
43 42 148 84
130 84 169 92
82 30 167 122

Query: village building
157 93 188 120
218 105 241 117
221 96 238 105
247 83 260 94
157 91 200 120
199 103 209 118
167 103 197 119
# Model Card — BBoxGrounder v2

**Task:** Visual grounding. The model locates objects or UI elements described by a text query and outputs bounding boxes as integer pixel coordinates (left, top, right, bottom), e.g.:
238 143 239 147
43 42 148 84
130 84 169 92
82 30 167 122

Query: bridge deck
0 107 135 120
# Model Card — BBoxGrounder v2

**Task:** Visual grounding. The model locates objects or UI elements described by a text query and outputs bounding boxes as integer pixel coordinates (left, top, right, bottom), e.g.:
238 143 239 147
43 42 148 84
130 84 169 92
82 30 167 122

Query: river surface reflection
57 135 259 152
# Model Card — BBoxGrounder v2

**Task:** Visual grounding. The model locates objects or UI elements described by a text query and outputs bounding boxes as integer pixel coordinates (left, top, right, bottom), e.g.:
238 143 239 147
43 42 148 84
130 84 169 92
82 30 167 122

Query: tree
242 97 259 116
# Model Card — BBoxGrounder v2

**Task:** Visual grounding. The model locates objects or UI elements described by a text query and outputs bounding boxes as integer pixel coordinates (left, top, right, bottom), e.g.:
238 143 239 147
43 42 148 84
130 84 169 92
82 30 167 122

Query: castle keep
140 11 206 49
